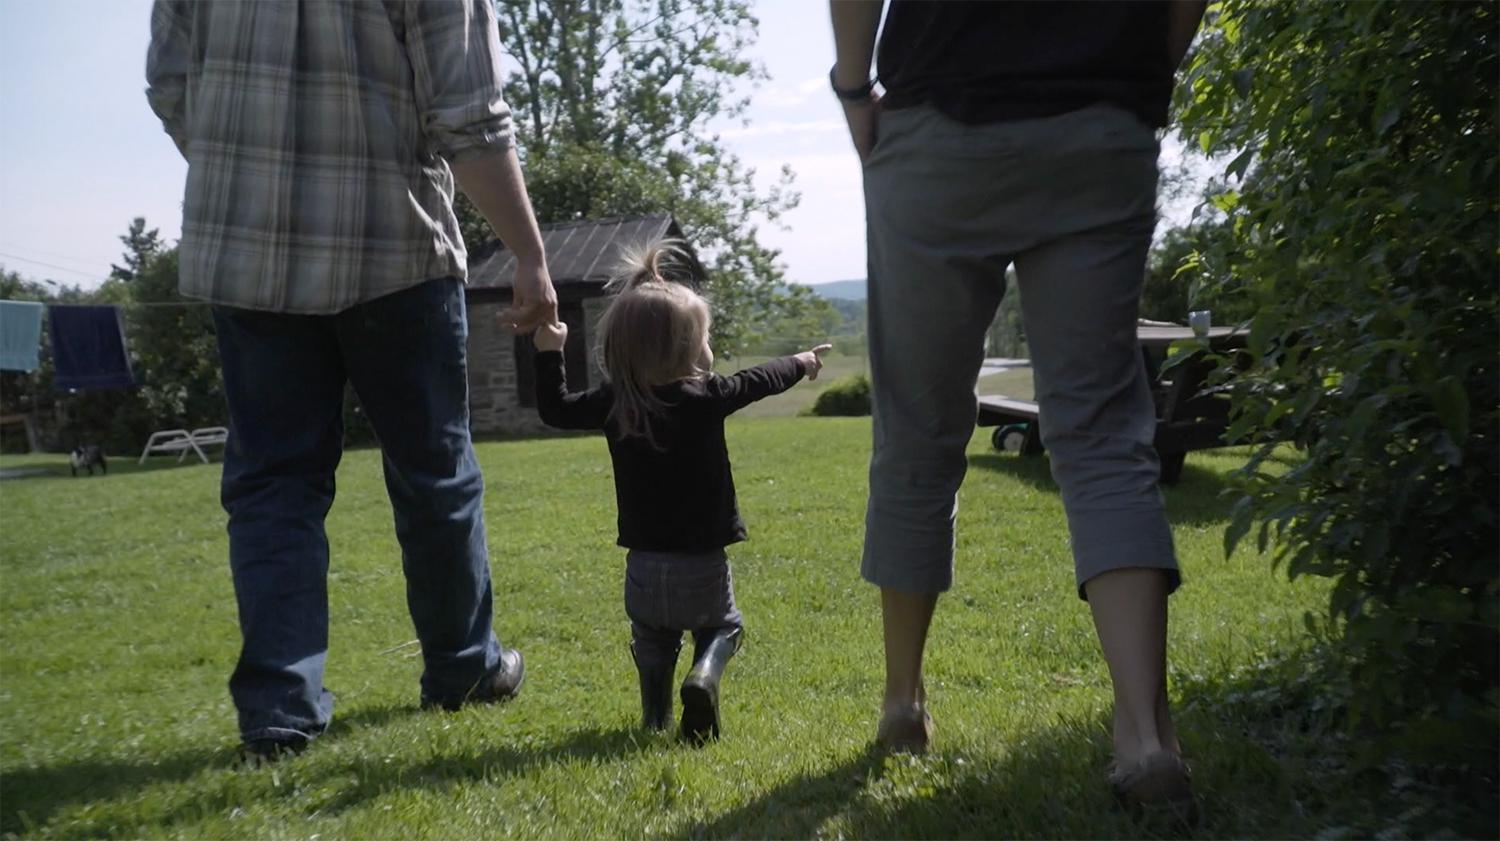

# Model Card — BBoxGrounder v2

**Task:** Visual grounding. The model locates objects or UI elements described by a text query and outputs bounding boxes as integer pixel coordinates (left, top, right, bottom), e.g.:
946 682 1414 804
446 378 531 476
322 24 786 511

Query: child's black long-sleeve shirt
534 351 807 552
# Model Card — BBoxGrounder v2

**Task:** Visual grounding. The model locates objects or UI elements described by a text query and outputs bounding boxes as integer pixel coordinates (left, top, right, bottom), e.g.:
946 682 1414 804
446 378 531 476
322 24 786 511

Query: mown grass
1 419 1492 839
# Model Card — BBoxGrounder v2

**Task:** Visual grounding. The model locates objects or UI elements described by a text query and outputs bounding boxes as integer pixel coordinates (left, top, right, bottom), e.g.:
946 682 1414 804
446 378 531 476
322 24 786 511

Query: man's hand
840 94 881 165
534 318 567 353
502 258 557 335
796 343 834 380
451 148 555 333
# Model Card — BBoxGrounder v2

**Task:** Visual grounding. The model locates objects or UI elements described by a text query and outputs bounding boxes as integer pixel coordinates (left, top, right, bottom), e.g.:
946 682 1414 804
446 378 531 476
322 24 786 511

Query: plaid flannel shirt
146 0 514 314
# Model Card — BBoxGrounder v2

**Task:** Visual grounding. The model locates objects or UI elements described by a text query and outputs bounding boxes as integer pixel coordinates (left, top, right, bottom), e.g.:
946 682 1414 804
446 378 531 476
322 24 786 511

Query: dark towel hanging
48 305 136 391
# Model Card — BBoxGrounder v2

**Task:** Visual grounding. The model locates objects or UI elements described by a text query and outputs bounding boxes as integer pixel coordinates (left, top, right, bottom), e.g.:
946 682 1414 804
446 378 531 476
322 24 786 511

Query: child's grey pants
859 103 1181 599
625 549 742 666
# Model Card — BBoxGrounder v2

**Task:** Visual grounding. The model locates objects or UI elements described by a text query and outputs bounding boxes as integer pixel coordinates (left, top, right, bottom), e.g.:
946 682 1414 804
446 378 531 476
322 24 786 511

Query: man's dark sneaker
238 734 309 767
421 647 526 712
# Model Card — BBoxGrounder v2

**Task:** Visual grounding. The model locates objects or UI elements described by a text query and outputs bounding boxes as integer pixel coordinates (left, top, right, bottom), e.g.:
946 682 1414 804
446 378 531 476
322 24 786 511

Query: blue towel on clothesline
0 300 45 373
49 305 136 391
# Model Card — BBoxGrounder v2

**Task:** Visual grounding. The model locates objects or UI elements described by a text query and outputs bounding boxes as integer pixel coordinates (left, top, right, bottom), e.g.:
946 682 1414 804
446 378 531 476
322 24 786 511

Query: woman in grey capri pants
829 0 1207 819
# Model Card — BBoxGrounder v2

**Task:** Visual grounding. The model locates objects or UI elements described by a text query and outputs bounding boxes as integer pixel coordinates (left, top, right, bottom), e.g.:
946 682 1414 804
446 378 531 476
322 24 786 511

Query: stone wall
465 294 609 436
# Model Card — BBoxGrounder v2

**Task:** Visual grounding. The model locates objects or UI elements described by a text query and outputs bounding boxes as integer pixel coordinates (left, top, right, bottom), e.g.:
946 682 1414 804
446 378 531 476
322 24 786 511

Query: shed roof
467 214 700 290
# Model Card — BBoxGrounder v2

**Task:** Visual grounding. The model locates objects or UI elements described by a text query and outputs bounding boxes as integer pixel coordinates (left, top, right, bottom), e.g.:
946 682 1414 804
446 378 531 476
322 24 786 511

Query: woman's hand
840 94 881 164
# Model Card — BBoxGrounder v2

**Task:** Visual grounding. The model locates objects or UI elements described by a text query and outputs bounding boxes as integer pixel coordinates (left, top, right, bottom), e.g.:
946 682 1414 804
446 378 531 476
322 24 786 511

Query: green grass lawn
0 420 1489 839
977 367 1035 401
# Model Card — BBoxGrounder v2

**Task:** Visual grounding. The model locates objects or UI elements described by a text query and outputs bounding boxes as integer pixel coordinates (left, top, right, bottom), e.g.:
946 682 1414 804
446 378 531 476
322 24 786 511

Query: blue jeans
212 278 501 743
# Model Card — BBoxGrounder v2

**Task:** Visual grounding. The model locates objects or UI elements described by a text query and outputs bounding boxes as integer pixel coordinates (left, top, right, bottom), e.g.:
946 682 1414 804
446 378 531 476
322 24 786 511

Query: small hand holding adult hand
797 343 834 380
502 258 558 335
534 319 568 353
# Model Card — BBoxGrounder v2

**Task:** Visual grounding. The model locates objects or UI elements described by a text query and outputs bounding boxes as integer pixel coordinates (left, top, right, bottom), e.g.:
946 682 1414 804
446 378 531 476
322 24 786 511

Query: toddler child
532 240 829 742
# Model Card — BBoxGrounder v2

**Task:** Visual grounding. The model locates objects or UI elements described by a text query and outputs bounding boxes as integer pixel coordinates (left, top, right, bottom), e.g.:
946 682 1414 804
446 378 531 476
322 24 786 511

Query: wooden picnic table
978 323 1249 484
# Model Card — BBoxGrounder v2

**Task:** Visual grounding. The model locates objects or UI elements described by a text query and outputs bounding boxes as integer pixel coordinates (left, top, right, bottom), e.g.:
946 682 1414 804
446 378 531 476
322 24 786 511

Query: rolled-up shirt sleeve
406 0 515 163
145 0 191 157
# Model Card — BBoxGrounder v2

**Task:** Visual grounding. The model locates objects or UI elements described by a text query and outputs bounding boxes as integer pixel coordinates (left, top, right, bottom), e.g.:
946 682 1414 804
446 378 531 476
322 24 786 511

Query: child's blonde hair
597 239 710 443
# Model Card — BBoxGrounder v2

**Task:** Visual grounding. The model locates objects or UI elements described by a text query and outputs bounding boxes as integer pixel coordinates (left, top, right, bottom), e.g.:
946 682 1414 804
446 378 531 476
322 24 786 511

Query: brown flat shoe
1109 750 1199 826
876 705 934 755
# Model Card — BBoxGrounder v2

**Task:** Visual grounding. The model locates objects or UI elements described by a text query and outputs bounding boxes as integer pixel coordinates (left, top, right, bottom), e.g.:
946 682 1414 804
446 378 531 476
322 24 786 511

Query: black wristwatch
829 65 875 101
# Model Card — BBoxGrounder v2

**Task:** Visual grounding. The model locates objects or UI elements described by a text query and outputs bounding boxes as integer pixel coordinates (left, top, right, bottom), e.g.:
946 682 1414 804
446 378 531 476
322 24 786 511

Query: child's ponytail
607 239 695 294
597 238 712 446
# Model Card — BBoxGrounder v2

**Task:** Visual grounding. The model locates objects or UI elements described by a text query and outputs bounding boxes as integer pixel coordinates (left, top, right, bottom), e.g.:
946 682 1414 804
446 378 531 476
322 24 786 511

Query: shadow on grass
312 722 654 816
1 705 657 834
1 745 222 835
968 452 1242 527
10 672 1492 838
0 703 419 834
667 728 1160 841
671 656 1500 841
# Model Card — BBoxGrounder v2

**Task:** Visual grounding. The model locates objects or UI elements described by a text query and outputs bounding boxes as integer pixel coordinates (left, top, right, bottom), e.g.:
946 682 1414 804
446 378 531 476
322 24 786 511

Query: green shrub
804 374 870 417
1179 0 1498 766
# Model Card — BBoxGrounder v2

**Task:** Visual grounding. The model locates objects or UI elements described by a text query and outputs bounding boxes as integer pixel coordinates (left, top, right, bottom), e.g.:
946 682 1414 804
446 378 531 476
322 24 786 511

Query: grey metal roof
467 214 695 290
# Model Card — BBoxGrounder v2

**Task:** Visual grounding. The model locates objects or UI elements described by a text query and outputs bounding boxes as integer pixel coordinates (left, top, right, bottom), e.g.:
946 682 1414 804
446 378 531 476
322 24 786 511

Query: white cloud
719 119 844 140
737 152 867 285
750 74 827 109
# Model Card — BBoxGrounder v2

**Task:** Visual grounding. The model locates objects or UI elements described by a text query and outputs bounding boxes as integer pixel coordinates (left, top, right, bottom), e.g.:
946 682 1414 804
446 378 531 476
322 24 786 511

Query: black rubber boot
631 641 679 731
679 626 743 744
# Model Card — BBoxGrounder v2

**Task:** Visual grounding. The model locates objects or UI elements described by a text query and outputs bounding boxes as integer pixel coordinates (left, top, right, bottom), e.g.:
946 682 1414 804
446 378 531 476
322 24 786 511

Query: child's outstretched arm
533 320 610 430
710 344 833 416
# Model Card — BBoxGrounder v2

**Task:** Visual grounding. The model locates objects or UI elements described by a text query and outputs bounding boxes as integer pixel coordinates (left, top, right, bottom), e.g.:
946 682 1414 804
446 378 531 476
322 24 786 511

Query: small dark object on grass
70 445 107 477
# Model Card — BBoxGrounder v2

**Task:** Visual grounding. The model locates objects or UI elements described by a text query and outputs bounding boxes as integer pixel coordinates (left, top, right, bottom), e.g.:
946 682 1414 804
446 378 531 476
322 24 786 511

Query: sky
0 0 1202 290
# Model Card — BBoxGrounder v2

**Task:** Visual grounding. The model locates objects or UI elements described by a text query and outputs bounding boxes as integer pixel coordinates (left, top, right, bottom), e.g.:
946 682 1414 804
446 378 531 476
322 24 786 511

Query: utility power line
0 251 108 281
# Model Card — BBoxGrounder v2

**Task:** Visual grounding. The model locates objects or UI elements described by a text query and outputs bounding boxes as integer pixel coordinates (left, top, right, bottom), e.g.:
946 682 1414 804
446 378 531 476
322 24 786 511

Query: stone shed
463 214 705 436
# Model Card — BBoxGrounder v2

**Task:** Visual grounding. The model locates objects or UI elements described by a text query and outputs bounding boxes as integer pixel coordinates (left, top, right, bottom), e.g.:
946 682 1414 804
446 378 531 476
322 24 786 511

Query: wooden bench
977 326 1249 485
976 395 1044 455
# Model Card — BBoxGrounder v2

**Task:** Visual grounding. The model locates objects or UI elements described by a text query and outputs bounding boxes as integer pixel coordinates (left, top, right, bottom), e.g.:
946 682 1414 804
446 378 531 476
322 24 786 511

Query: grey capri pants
859 103 1181 599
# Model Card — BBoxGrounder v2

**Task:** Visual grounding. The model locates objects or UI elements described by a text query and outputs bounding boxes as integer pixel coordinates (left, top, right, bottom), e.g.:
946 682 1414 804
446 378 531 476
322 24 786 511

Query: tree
1139 213 1249 326
127 246 223 430
482 0 832 356
109 217 164 282
985 269 1025 359
1178 0 1497 763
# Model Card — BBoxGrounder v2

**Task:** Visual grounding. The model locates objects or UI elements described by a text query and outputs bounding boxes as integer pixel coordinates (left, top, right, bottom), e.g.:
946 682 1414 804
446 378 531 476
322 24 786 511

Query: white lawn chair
139 426 229 465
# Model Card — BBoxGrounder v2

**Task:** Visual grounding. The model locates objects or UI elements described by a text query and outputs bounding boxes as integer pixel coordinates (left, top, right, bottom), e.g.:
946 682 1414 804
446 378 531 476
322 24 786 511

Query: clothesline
3 295 858 383
46 301 210 309
0 301 135 388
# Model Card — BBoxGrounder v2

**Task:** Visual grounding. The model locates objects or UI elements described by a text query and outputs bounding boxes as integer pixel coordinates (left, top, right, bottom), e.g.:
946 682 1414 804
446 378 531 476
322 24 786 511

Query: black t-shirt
877 0 1175 128
534 351 807 553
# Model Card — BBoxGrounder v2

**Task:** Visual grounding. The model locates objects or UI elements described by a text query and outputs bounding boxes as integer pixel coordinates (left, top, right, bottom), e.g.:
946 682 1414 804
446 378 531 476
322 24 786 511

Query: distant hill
805 279 866 300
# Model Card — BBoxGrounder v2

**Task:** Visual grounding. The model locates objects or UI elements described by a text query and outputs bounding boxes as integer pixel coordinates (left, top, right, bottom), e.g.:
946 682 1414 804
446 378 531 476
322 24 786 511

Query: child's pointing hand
797 343 834 380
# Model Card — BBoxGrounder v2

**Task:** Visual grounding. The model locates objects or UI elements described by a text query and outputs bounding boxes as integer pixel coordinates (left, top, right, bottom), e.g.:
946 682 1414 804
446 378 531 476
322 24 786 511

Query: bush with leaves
1178 0 1498 764
803 374 870 418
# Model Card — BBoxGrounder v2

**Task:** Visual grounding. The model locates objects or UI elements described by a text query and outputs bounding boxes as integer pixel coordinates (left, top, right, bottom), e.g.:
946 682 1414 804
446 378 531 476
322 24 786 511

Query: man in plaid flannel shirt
147 0 553 761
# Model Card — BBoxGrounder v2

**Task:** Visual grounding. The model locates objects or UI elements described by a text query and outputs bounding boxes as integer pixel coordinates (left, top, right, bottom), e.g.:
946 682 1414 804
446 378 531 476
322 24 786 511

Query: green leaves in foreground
1179 0 1499 767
